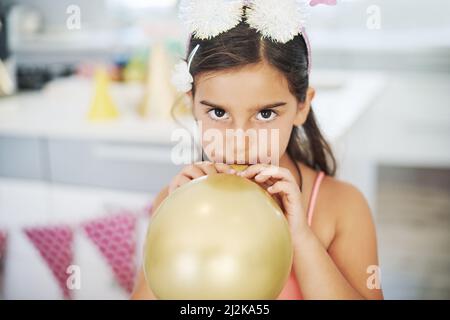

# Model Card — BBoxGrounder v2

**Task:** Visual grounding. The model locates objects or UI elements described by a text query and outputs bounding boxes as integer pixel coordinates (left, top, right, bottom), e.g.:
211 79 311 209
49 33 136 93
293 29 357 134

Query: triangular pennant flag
83 212 137 293
24 225 73 299
0 230 7 260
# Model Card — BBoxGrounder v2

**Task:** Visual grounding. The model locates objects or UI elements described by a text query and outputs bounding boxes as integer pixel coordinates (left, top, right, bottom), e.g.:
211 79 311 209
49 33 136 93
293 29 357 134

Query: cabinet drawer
0 136 46 180
48 139 182 192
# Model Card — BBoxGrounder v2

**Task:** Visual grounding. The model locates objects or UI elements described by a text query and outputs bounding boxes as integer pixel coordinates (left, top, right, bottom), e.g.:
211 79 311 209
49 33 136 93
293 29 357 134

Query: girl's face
190 61 314 164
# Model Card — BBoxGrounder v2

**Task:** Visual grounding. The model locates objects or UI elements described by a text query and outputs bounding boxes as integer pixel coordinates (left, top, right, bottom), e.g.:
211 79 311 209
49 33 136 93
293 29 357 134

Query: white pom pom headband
245 0 309 44
179 0 245 40
172 0 317 93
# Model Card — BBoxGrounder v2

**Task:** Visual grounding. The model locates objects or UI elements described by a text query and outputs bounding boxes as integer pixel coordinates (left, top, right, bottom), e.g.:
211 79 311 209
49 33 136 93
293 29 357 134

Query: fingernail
228 169 236 174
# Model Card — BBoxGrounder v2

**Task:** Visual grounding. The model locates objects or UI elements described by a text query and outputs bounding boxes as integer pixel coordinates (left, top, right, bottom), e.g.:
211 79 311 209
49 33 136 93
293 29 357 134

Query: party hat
138 43 175 119
88 67 119 121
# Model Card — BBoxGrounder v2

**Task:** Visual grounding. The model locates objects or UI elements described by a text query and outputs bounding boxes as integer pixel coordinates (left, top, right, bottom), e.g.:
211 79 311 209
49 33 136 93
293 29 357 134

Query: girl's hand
237 164 308 239
168 161 235 194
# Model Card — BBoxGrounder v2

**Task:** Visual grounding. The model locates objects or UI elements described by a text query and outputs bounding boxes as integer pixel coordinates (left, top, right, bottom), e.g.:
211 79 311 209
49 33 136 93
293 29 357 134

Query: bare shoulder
322 176 369 210
319 175 374 234
318 176 382 300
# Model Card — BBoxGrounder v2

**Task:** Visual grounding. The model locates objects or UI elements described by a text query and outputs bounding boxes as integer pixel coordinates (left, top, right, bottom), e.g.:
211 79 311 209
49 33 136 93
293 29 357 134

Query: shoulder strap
306 171 325 227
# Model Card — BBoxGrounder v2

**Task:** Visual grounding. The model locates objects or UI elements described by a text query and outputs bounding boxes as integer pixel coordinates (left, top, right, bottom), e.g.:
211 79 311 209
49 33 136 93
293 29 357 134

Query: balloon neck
230 164 248 172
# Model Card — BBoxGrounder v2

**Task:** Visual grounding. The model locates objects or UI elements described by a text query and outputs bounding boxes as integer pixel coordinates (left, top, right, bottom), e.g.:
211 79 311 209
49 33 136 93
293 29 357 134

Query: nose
231 118 251 133
224 124 258 164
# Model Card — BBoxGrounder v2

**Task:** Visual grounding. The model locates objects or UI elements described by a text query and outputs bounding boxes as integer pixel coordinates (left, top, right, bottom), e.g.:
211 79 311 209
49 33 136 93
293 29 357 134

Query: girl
132 5 383 300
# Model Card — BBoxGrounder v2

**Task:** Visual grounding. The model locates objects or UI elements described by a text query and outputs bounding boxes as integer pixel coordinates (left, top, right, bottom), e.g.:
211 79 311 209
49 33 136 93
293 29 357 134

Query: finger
195 161 218 175
237 163 271 178
254 173 277 184
181 165 205 180
250 166 292 185
259 167 295 183
254 180 275 192
214 162 236 174
168 175 191 193
267 181 293 195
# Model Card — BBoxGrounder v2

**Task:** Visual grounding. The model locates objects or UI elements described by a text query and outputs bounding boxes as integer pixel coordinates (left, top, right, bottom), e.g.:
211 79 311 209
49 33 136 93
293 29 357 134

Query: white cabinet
0 136 182 192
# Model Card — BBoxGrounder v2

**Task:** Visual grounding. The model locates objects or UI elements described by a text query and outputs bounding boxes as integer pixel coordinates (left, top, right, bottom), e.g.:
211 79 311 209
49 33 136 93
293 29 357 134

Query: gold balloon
143 173 293 300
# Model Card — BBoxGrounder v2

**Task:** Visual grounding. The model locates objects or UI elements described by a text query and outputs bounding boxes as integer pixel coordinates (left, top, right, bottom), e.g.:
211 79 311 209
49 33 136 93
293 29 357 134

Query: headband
172 0 315 93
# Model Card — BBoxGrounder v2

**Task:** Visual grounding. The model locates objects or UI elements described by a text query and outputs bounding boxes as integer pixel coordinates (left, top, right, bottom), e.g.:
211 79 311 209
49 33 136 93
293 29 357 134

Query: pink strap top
277 171 325 300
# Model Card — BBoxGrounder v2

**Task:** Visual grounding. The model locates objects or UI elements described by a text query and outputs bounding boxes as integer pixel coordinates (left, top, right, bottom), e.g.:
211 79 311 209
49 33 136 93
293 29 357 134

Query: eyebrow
199 100 287 110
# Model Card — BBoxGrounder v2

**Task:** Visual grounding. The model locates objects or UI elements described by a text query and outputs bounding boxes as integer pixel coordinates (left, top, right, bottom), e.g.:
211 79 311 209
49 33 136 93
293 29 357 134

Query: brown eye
214 109 225 118
256 109 277 121
208 108 229 120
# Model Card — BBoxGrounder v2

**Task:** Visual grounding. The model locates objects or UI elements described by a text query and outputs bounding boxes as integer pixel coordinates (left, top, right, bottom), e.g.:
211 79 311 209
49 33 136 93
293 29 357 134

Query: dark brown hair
178 16 336 176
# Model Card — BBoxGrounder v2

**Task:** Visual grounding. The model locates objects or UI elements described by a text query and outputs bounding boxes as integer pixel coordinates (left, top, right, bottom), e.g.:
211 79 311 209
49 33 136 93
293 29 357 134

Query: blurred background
0 0 449 299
